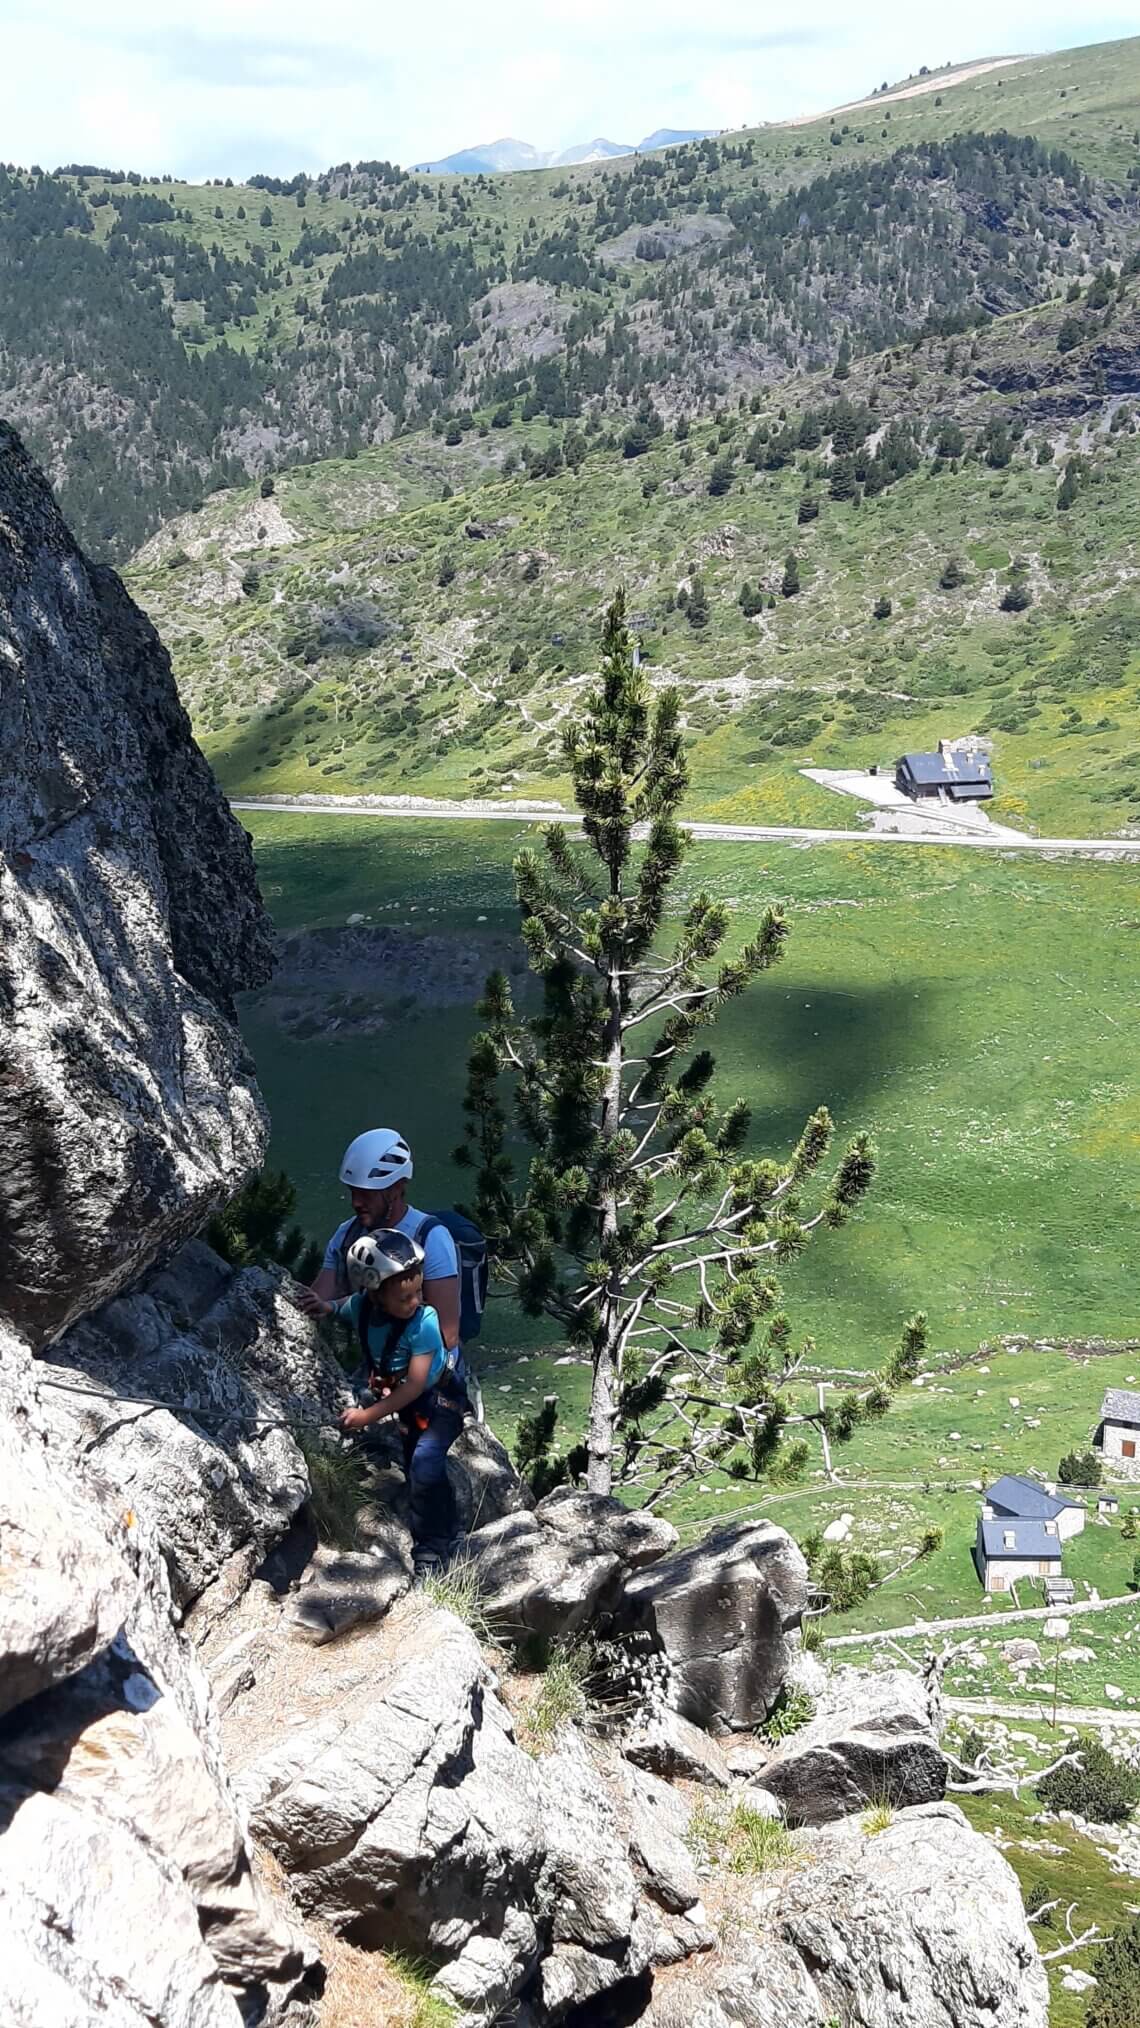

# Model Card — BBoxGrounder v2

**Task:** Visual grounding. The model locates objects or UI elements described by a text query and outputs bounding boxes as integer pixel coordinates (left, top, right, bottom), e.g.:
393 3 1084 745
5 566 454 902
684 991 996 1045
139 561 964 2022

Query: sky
2 1 1136 182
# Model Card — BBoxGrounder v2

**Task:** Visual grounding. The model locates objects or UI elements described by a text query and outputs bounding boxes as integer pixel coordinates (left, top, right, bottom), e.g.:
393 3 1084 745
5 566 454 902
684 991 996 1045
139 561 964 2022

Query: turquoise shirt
332 1295 449 1391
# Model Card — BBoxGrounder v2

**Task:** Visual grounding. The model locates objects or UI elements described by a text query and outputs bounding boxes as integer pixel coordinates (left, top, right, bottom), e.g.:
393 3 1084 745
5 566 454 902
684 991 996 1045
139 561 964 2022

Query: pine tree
1087 1918 1140 2028
781 553 801 598
686 575 710 628
457 591 916 1499
206 1169 320 1280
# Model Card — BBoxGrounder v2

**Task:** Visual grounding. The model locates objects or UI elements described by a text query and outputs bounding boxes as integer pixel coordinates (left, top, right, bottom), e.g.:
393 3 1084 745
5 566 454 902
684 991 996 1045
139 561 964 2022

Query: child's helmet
346 1227 424 1293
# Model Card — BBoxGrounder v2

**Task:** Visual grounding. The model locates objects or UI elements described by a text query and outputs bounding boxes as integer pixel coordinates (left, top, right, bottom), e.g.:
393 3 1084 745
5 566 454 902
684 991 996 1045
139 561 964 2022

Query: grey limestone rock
617 1517 809 1733
757 1665 946 1827
465 1507 623 1638
535 1483 678 1567
648 1802 1048 2028
0 423 274 1350
449 1417 535 1531
284 1538 412 1645
622 1704 734 1787
39 1240 351 1608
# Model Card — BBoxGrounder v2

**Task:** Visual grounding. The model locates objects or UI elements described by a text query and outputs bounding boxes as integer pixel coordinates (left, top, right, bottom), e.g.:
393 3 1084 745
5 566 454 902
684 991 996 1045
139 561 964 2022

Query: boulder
535 1485 678 1568
1002 1638 1043 1668
39 1242 351 1608
615 1519 809 1733
648 1803 1048 2028
757 1666 946 1827
283 1539 411 1645
623 1705 733 1787
465 1508 623 1638
449 1419 535 1531
0 423 274 1350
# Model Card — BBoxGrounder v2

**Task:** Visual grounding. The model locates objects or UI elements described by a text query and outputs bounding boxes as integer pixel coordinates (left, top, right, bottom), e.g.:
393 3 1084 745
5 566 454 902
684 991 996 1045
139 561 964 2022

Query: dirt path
945 1693 1140 1729
781 55 1029 130
824 1593 1140 1647
231 796 1139 859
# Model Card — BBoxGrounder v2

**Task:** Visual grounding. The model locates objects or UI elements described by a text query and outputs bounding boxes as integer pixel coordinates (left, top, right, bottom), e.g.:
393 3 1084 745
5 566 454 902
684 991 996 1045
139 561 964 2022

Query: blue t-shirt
332 1297 450 1390
323 1206 459 1295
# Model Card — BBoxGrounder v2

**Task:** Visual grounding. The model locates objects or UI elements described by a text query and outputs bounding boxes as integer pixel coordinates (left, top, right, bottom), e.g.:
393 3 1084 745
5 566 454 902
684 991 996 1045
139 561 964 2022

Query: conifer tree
457 591 920 1499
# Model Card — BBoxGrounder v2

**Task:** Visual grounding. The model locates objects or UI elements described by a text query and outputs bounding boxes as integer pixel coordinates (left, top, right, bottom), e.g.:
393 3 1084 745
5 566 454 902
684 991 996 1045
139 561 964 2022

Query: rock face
39 1239 349 1608
0 434 314 2026
0 422 273 1349
0 1327 319 2028
757 1665 946 1827
650 1803 1049 2028
617 1519 810 1733
235 1599 707 2025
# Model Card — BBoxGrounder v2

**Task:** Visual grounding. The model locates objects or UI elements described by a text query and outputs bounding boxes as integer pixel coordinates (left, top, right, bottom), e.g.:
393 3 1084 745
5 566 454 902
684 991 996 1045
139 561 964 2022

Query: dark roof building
895 744 993 802
979 1517 1063 1563
985 1475 1082 1522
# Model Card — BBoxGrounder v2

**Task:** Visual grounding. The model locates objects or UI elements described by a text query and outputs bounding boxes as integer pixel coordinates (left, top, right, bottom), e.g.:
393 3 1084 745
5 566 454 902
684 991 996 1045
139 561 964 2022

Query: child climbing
298 1227 470 1578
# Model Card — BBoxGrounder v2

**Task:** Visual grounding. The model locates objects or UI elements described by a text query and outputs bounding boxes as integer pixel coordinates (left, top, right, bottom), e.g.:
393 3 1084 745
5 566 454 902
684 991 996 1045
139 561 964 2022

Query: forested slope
3 35 1139 555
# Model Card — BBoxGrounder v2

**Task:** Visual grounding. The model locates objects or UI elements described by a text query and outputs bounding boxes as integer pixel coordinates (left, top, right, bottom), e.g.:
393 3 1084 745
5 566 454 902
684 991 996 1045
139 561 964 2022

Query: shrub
939 556 966 589
437 553 457 588
759 1688 815 1742
873 595 892 619
781 553 800 598
1057 1448 1101 1486
1087 1918 1140 2028
1024 1881 1055 1927
508 645 527 674
1036 1738 1140 1824
1000 579 1032 613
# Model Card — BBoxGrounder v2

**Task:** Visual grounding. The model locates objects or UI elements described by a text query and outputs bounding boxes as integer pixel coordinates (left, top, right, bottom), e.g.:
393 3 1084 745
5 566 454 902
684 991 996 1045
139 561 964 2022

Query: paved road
824 1593 1140 1647
230 796 1139 857
946 1694 1140 1730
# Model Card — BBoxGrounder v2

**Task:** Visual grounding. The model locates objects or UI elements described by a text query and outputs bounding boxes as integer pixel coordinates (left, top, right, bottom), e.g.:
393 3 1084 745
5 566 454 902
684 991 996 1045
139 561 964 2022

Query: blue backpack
336 1208 488 1342
416 1210 488 1343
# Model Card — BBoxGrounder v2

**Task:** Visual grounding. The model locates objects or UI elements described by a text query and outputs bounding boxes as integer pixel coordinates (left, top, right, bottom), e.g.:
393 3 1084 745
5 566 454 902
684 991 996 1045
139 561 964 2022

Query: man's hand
295 1284 333 1319
339 1404 373 1433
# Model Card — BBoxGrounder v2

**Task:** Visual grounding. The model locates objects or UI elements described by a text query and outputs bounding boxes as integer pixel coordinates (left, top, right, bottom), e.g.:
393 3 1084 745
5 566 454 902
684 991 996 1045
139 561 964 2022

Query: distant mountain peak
415 128 715 175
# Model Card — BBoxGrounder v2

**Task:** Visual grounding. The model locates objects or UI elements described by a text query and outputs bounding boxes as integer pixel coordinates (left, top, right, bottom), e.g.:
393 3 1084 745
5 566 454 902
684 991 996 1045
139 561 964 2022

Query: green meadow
242 811 1139 1602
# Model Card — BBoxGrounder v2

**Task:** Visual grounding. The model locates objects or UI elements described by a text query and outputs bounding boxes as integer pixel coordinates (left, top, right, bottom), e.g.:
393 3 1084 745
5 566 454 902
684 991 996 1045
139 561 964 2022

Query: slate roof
897 749 993 789
985 1473 1082 1519
1101 1388 1140 1425
979 1517 1063 1562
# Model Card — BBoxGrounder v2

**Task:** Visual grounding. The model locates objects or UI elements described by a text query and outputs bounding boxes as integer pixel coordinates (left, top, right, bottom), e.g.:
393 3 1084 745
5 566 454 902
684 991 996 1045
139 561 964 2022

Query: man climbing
300 1228 469 1576
309 1128 461 1359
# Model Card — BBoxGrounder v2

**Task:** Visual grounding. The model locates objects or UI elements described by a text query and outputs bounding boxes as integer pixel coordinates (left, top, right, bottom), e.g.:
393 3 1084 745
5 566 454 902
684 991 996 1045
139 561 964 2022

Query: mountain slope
127 281 1140 840
3 34 1138 557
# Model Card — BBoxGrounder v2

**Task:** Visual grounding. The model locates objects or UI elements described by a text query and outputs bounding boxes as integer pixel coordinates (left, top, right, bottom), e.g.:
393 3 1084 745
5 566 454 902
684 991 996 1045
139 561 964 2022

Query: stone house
1097 1388 1140 1465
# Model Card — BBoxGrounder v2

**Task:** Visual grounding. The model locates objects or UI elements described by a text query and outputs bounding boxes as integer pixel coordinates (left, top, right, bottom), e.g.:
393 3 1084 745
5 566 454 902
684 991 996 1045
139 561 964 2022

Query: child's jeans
399 1398 464 1559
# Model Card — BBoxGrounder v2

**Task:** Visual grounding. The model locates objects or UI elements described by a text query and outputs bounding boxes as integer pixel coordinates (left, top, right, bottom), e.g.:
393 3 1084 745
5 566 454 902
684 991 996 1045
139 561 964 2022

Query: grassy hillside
4 35 1140 553
131 285 1140 837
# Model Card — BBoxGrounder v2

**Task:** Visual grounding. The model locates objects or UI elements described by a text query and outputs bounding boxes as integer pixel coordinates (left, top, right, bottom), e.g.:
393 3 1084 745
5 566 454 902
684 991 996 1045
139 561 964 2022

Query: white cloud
2 2 1133 179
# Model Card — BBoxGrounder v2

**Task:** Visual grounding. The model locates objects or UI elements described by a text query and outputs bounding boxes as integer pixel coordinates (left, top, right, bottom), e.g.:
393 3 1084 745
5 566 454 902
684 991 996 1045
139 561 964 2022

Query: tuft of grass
861 1799 896 1835
688 1796 798 1876
758 1688 816 1743
419 1551 493 1642
297 1434 370 1549
517 1641 591 1755
316 1928 454 2028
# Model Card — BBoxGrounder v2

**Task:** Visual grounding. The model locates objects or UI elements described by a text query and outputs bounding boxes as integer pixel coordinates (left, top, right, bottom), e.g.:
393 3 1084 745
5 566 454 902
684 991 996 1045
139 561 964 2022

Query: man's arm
310 1265 340 1303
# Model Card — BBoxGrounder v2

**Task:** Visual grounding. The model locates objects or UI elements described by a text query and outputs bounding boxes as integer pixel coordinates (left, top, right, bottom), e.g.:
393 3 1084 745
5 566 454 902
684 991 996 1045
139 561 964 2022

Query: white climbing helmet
339 1128 413 1190
346 1228 424 1293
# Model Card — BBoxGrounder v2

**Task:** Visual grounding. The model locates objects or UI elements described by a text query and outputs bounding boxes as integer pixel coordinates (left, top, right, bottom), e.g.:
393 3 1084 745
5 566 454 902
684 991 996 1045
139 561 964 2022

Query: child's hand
339 1405 371 1432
